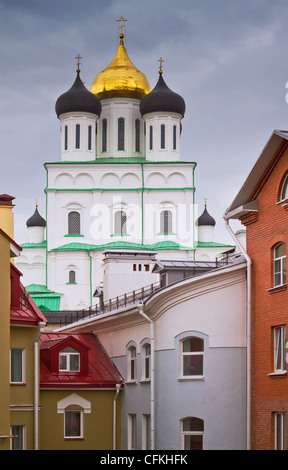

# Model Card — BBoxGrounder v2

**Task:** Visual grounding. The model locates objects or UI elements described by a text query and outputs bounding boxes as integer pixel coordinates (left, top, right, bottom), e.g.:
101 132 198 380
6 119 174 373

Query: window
118 117 125 150
128 346 137 381
274 243 286 287
88 125 92 150
114 210 127 235
142 415 151 450
149 126 153 150
68 211 81 235
11 348 24 383
64 125 68 150
160 124 165 149
102 119 107 152
128 414 137 450
65 410 83 438
181 337 204 378
160 210 172 234
274 326 286 373
69 270 76 284
11 425 26 450
135 119 140 152
173 125 177 150
75 124 80 149
280 174 288 201
59 347 80 372
181 417 204 450
274 412 286 450
142 343 151 380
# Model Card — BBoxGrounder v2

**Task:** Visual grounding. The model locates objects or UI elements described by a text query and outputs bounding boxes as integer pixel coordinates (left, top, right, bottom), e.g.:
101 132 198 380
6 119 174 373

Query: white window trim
128 413 137 450
180 417 204 450
274 243 286 287
274 325 286 374
179 337 204 381
64 409 84 439
59 349 80 372
274 412 286 450
10 348 26 384
141 342 151 382
10 425 26 450
142 414 151 450
127 344 137 383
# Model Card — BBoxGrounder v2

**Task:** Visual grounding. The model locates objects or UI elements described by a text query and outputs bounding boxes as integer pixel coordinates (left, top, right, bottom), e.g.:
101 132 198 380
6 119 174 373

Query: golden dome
90 33 151 100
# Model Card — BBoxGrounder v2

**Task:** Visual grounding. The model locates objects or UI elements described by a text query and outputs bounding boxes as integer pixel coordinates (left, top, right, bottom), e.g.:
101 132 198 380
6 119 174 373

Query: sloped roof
10 283 47 326
40 332 124 389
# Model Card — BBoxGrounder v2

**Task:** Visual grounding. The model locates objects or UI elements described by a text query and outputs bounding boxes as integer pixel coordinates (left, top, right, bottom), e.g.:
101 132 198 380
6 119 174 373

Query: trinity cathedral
15 19 233 311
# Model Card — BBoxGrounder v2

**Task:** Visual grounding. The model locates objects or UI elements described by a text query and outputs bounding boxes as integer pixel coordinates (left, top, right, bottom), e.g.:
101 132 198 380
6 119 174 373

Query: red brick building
225 130 288 449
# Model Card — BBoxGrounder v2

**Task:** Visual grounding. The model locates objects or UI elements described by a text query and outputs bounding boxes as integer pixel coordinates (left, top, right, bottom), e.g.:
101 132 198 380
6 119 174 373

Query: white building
16 27 233 311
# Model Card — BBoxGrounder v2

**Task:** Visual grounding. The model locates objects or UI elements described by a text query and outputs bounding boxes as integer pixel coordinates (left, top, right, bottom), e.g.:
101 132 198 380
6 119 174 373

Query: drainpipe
223 213 251 450
113 383 121 450
34 321 46 450
138 301 155 450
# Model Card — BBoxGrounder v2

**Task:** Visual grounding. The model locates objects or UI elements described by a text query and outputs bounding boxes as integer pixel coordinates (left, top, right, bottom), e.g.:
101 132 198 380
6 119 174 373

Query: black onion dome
55 72 102 117
140 73 185 117
26 208 46 228
196 206 216 227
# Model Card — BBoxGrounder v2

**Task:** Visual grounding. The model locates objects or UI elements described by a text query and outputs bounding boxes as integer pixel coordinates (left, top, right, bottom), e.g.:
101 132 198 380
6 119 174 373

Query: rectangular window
128 414 137 450
274 412 286 450
64 125 68 150
135 119 140 152
142 414 151 450
160 124 165 149
182 337 204 377
65 410 83 438
274 326 286 373
11 348 24 383
102 119 107 152
88 125 92 150
75 124 80 149
11 425 25 450
173 125 177 150
118 118 125 150
149 126 153 150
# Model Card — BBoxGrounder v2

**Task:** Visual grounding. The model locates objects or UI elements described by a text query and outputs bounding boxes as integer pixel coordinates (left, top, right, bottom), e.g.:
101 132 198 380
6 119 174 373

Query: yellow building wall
39 389 122 450
0 234 11 450
0 205 14 240
10 326 41 450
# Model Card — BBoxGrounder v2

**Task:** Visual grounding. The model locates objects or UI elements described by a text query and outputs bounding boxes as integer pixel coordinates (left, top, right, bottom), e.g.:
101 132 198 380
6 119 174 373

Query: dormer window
59 347 80 372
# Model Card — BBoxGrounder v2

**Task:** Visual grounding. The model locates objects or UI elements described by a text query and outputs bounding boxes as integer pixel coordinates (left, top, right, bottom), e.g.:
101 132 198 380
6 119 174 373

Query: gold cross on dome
75 54 82 72
204 198 207 207
35 198 38 208
158 57 164 74
117 16 127 35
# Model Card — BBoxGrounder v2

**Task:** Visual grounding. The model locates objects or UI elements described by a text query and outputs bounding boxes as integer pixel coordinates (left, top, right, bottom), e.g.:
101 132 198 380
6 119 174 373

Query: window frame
64 409 84 439
160 209 173 234
102 118 107 152
118 117 125 151
10 425 26 450
114 210 127 235
128 413 137 450
10 348 25 384
279 173 288 202
68 211 81 235
274 243 286 287
59 347 80 372
273 325 286 374
75 123 80 149
274 412 286 450
181 417 204 450
127 345 137 382
68 270 76 284
142 343 151 381
180 336 204 380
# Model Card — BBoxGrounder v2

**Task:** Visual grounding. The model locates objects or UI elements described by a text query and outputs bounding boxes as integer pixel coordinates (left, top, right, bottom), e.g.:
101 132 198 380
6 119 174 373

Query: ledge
267 284 287 294
268 371 287 377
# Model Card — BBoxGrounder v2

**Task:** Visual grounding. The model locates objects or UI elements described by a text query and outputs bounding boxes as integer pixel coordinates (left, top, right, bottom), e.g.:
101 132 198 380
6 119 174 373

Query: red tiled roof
40 332 124 389
10 283 47 326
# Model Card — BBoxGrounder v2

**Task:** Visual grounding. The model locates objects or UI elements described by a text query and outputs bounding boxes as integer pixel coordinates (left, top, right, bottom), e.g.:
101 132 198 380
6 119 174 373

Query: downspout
88 250 93 308
141 163 144 245
138 301 155 450
113 384 121 450
34 321 46 450
223 213 251 450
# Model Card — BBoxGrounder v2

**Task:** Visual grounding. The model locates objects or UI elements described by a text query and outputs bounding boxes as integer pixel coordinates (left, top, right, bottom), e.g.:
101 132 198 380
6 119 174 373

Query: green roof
51 240 194 252
20 241 47 249
25 284 62 296
44 159 196 165
25 284 62 312
195 241 234 248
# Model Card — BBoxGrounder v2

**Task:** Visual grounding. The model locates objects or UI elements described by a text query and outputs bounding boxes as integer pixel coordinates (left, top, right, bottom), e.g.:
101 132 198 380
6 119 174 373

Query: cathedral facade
16 26 232 311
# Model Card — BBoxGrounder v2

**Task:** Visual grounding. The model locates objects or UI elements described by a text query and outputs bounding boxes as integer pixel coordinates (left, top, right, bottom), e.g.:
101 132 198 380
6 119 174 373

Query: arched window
280 174 288 201
181 417 204 450
75 124 80 149
274 243 286 286
118 117 125 150
181 337 204 377
127 345 137 381
114 210 127 235
142 343 151 380
102 119 107 152
160 210 172 234
64 125 68 150
68 211 81 235
69 270 76 284
173 125 177 150
149 126 153 150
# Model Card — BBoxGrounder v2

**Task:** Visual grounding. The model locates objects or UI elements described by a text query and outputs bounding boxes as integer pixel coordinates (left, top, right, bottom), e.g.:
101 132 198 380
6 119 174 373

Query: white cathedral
16 23 233 312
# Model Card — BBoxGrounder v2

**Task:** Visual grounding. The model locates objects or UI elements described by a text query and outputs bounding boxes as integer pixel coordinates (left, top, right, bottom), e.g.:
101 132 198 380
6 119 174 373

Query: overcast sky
1 0 288 245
